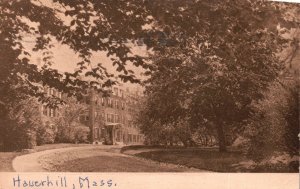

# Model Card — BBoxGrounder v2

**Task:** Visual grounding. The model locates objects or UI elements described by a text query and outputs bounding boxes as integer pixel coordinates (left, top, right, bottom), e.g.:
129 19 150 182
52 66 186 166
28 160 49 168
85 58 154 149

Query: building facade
40 84 144 145
80 85 144 145
40 87 62 121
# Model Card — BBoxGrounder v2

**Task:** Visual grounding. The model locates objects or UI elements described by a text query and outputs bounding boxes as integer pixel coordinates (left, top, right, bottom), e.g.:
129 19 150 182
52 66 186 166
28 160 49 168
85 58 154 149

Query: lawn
123 146 298 172
0 143 90 172
0 152 24 171
38 147 194 172
45 155 189 172
134 148 247 172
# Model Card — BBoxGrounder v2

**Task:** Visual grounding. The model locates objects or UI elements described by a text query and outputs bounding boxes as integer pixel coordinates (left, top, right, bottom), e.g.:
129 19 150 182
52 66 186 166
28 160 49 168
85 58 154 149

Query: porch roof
105 123 123 129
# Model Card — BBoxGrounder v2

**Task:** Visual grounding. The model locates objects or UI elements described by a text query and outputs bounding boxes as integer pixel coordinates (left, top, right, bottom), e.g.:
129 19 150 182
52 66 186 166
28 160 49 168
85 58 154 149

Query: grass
123 146 299 172
39 147 194 172
251 162 299 173
135 148 247 172
0 152 24 171
120 145 170 153
34 143 90 152
0 143 90 172
47 155 187 172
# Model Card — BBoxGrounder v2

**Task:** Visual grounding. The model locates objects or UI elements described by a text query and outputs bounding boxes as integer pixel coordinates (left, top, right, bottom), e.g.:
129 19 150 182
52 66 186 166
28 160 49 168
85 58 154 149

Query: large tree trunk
216 122 227 152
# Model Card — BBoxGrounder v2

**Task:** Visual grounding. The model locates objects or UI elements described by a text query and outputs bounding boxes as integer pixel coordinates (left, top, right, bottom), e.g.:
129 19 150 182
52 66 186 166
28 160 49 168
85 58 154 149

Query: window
43 106 47 116
50 108 54 117
101 98 105 106
113 87 118 96
107 114 115 123
119 89 123 98
85 115 89 121
115 100 119 109
95 128 99 139
121 102 125 110
115 114 119 123
85 97 90 104
111 114 114 123
108 98 112 108
113 114 115 122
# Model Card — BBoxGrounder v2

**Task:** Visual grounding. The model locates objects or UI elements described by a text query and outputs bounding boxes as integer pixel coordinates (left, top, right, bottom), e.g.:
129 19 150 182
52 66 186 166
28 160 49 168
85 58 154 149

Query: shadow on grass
136 148 246 172
122 146 298 173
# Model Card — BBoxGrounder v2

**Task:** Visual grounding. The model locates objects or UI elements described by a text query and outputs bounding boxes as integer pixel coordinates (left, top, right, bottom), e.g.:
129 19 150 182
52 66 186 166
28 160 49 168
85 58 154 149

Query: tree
0 0 298 152
54 98 88 143
0 0 155 116
0 0 153 148
139 0 299 152
245 80 299 161
36 121 56 145
283 81 299 156
0 95 42 151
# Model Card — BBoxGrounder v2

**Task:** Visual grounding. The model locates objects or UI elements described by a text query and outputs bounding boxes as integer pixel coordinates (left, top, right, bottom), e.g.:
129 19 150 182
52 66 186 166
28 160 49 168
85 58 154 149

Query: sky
21 0 150 92
22 0 299 91
23 38 148 92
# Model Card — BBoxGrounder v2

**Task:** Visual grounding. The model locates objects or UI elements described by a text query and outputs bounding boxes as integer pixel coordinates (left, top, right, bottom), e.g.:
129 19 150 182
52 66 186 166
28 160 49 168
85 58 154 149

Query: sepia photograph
0 0 299 178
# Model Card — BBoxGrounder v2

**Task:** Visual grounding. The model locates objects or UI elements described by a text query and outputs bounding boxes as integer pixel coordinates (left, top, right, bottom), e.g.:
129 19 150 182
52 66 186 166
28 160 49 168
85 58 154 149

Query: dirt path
12 145 204 172
12 145 112 172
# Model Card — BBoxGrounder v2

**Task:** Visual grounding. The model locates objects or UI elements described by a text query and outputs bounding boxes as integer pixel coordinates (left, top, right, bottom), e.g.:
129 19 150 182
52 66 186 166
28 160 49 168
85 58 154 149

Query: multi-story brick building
39 83 144 145
40 87 62 120
80 85 144 145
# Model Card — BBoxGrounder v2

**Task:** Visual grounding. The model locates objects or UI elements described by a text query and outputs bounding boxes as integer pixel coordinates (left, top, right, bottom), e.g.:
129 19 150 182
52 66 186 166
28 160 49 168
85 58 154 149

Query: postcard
0 0 299 188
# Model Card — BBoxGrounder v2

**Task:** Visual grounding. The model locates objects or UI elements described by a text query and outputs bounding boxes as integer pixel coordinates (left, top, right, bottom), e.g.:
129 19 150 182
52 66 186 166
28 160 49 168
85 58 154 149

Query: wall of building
40 87 62 122
81 85 144 145
39 85 144 145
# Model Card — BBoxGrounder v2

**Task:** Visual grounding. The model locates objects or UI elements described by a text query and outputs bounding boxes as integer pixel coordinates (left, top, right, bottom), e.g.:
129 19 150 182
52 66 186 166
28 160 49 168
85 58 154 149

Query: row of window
127 134 143 143
44 88 62 98
83 113 125 124
42 106 58 117
83 96 140 114
92 128 143 143
82 113 138 128
106 113 125 124
114 131 143 143
112 87 124 98
92 98 126 110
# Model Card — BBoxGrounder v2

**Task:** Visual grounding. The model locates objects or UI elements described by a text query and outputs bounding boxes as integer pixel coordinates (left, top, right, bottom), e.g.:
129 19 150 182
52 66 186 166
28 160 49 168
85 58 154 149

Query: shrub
0 98 41 151
36 121 56 145
73 126 90 143
282 83 299 156
54 121 75 143
54 117 90 144
53 98 88 143
245 81 299 161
